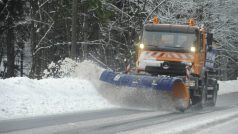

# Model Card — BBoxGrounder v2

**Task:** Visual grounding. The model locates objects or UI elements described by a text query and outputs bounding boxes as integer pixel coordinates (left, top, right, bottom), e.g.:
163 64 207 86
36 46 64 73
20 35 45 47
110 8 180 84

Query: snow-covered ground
0 78 115 120
218 80 238 95
0 59 238 120
0 60 116 120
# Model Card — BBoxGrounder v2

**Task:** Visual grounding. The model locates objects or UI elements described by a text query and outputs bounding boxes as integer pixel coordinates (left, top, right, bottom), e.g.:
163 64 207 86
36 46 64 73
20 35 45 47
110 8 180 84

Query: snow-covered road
195 116 238 134
1 93 238 134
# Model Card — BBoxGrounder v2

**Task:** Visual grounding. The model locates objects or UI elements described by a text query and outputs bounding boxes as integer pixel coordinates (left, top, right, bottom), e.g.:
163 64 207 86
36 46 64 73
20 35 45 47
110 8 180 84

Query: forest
0 0 237 80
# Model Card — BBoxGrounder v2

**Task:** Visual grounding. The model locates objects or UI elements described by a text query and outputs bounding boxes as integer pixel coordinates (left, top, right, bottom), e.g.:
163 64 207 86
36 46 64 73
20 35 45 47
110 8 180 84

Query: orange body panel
192 29 206 76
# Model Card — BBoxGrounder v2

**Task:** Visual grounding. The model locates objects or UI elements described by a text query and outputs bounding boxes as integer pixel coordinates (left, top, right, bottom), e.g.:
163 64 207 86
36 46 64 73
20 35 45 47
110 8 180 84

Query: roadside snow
218 80 238 95
0 78 114 120
0 60 116 120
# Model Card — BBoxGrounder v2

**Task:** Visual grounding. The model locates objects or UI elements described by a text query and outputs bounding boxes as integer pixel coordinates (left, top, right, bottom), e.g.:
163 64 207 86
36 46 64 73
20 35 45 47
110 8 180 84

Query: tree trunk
29 1 41 79
6 17 15 78
0 41 3 66
70 0 78 59
83 15 88 60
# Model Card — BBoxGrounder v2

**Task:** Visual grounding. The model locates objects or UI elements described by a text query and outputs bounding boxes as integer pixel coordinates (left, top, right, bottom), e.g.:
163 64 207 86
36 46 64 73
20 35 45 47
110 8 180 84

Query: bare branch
144 0 166 24
103 2 131 18
33 22 54 55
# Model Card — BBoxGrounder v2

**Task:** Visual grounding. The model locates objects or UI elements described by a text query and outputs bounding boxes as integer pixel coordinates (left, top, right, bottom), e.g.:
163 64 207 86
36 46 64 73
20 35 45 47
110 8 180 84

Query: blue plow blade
99 70 183 91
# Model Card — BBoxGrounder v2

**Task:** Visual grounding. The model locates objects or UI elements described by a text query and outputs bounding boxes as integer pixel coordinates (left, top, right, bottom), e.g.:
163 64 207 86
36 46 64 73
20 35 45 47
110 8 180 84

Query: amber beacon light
153 16 159 24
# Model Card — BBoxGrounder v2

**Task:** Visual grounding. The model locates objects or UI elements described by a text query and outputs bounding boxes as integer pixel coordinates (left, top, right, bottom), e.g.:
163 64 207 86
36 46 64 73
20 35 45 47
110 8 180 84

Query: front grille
145 62 186 76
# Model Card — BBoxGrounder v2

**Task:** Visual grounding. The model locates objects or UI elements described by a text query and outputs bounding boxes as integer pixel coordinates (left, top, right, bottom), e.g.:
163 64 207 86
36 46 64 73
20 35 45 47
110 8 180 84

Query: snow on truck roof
144 24 199 33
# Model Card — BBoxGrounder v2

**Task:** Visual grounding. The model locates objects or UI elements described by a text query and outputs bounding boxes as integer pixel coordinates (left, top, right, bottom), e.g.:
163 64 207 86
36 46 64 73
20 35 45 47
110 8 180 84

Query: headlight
190 46 196 52
139 44 144 49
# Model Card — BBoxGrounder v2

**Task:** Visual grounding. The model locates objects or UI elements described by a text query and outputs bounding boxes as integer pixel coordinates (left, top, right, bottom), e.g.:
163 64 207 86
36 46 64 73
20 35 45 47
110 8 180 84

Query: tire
191 96 200 105
196 84 207 109
200 86 207 108
207 83 218 106
191 75 207 109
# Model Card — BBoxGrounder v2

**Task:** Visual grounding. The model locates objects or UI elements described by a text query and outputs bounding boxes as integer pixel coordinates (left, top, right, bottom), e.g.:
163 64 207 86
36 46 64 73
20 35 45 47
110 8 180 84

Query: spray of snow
45 59 176 111
67 60 176 111
71 60 105 81
96 85 176 111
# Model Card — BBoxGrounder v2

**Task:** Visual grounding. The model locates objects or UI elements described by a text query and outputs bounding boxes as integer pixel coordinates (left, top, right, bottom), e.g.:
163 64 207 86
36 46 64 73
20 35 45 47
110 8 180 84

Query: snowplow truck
99 18 218 111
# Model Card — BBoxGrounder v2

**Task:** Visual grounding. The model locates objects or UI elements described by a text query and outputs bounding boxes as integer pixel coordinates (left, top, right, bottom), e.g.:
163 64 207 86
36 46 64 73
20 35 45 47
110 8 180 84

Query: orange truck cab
136 18 218 107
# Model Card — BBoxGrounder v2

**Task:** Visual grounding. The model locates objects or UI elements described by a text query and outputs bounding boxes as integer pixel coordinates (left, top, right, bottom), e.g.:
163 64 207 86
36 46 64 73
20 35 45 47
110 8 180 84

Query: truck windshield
142 31 197 50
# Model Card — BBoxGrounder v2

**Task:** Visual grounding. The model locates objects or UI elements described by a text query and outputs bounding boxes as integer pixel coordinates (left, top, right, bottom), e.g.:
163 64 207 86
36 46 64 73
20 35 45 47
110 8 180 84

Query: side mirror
207 33 213 51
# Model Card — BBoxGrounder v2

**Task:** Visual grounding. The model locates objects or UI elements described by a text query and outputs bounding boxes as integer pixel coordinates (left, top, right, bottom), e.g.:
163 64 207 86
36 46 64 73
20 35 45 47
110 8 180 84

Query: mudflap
99 70 190 111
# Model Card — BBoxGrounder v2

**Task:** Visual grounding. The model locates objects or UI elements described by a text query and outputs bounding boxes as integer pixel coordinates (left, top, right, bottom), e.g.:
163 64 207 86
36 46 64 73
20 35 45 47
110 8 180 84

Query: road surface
1 93 238 134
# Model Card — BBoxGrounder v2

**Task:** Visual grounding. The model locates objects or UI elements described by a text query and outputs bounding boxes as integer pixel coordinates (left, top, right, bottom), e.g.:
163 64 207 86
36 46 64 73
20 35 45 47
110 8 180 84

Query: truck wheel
200 86 207 108
193 86 207 109
196 75 207 109
207 83 218 106
191 96 200 105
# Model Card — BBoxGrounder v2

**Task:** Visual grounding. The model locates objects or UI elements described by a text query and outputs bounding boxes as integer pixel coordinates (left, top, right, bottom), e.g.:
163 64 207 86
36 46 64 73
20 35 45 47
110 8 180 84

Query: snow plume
95 83 176 111
44 58 176 111
43 58 78 78
43 58 104 80
72 60 105 81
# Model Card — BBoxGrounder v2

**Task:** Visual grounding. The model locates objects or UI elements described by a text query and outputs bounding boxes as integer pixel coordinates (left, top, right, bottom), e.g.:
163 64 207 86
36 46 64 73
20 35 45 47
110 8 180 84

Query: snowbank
0 77 114 120
0 60 116 120
218 80 238 95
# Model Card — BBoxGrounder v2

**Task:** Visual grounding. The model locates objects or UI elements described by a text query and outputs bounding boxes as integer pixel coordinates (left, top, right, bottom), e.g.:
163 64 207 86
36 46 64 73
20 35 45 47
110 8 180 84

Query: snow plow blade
99 70 190 111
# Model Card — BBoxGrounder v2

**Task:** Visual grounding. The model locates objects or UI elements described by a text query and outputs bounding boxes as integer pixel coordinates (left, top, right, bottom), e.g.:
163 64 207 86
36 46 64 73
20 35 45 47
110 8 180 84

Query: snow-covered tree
0 0 237 79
